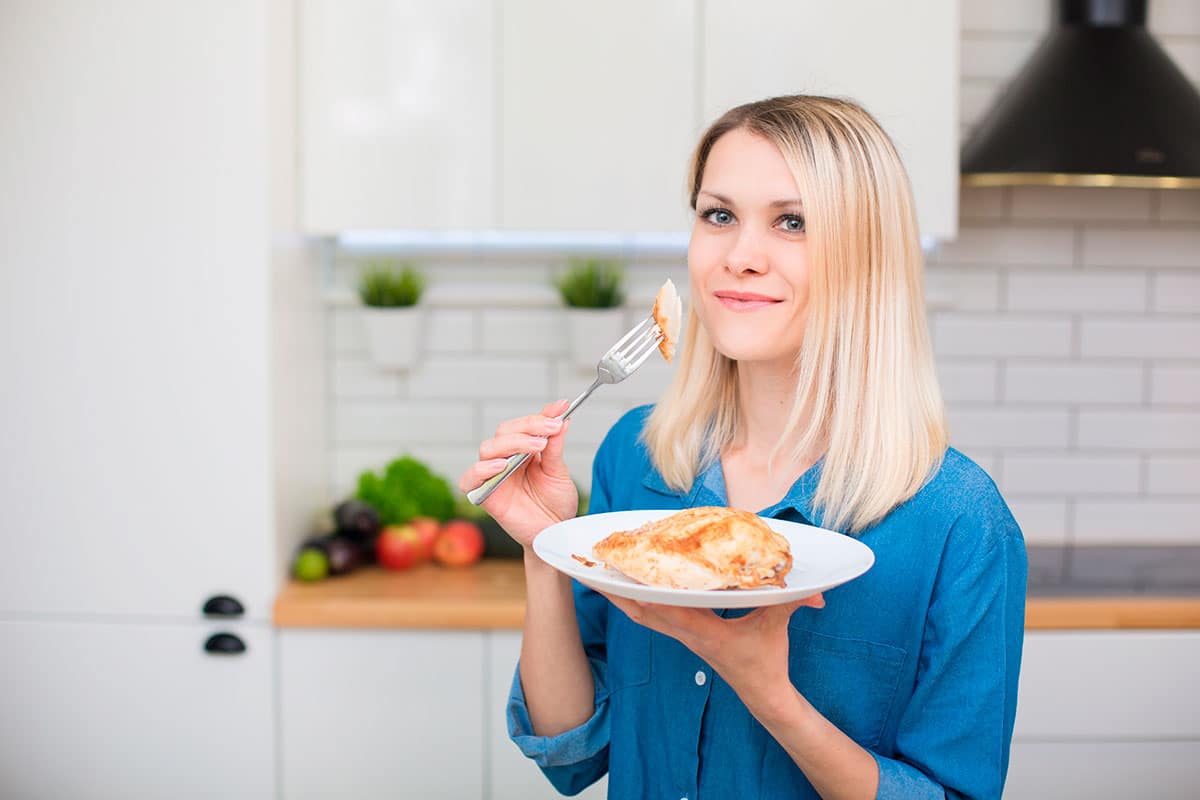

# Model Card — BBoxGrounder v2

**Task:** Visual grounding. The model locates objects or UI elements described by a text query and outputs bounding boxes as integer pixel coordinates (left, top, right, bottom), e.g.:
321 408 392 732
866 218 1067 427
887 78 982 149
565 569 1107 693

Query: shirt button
694 671 706 686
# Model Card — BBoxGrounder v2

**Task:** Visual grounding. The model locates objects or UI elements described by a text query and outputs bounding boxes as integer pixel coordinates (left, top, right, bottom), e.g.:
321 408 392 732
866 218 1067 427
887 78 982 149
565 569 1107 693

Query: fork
466 315 664 505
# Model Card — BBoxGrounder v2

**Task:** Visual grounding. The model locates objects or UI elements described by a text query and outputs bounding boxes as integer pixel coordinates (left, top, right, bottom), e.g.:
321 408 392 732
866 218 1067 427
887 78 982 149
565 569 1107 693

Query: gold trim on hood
962 172 1200 190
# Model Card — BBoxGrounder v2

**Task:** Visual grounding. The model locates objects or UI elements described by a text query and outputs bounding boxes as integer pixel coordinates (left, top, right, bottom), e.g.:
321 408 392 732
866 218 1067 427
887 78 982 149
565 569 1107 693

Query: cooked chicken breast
592 506 792 590
652 278 682 363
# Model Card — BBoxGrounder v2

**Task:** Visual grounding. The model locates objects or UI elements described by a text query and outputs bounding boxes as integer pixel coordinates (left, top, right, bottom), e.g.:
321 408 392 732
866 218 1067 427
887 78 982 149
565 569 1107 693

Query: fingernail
544 417 563 431
488 459 508 468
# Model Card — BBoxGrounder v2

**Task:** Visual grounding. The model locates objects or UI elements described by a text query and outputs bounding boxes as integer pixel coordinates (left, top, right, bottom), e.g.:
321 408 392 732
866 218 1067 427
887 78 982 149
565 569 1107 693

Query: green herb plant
356 455 455 525
359 261 425 308
556 258 626 308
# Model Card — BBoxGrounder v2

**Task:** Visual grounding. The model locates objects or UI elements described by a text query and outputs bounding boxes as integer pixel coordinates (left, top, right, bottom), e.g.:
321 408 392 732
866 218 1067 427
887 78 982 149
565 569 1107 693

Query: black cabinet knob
204 632 247 655
202 595 245 618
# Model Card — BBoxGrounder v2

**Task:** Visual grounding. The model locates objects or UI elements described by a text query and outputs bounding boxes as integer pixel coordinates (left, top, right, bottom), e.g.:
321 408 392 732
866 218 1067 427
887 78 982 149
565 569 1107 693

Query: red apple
409 516 441 562
376 524 422 571
433 519 485 567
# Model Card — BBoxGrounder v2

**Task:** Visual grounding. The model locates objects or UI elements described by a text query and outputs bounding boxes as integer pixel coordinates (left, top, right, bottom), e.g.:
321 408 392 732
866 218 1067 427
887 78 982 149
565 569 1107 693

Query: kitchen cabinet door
300 0 497 232
279 629 485 800
702 1 959 241
0 620 275 800
0 0 281 620
499 0 697 232
488 631 608 800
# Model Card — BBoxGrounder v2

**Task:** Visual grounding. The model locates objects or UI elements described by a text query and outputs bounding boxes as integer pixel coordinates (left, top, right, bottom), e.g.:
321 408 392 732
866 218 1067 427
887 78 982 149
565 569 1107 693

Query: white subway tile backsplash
1003 454 1141 495
1082 228 1200 269
334 400 476 445
1074 501 1200 545
1152 272 1200 312
332 308 367 353
1007 270 1147 312
932 225 1075 266
407 355 550 400
961 0 1051 33
1150 0 1200 37
1151 365 1200 405
960 82 1003 132
1011 187 1153 222
954 448 1002 482
551 359 674 405
480 399 630 448
925 267 1002 311
948 408 1071 449
933 314 1072 357
1078 410 1200 450
936 360 1000 403
1146 456 1200 495
960 36 1039 81
957 187 1008 220
333 358 405 399
426 309 477 353
480 309 566 355
1005 498 1070 546
564 445 598 496
1080 319 1200 359
1157 190 1200 223
1005 362 1144 405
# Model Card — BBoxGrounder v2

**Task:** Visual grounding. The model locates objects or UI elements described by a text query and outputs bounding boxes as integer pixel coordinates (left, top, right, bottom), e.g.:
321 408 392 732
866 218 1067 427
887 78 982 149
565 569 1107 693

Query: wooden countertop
273 560 1200 631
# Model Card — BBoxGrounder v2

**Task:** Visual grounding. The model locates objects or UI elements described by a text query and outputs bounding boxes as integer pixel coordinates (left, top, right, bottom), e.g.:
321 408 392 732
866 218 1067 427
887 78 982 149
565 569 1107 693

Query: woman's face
687 128 810 369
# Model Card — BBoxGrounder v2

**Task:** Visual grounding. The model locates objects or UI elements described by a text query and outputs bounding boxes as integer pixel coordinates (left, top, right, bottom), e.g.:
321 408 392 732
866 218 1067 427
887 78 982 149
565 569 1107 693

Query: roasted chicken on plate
591 506 792 590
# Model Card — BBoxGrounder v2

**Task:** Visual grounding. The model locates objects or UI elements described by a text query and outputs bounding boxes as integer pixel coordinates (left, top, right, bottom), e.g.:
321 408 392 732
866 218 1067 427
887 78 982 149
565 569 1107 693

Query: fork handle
466 379 601 506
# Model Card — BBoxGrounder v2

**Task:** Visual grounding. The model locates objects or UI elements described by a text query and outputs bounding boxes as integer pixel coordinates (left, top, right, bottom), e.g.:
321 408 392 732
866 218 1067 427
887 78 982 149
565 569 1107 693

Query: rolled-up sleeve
504 431 620 795
873 506 1027 799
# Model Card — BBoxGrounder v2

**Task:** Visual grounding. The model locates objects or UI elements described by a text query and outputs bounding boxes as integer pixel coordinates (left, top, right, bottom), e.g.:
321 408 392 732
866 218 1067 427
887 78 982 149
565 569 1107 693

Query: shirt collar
641 456 826 526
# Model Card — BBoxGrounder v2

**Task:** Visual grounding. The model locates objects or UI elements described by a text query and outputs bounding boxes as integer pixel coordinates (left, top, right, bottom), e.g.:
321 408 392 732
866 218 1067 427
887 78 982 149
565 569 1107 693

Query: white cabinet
300 1 958 237
300 0 497 233
488 632 608 800
701 0 959 240
279 630 486 800
1005 632 1200 796
0 0 299 622
0 620 274 800
498 0 697 232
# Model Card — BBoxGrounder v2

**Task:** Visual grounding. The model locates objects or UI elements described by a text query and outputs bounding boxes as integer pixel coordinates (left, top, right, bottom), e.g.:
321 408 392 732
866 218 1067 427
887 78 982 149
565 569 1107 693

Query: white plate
532 509 875 609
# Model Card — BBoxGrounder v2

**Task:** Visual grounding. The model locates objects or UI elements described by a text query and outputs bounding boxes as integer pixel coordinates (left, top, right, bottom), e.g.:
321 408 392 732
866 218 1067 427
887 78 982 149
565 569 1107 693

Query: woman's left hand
598 591 824 715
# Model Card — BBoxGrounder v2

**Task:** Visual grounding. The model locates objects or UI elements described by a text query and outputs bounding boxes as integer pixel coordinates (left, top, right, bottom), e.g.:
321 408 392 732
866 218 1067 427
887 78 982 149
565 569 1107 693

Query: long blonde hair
643 95 948 534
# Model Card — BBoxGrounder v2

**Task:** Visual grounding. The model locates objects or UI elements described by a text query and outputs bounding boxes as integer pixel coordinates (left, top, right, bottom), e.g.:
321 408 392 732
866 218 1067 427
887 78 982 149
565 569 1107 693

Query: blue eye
779 215 806 233
700 207 734 226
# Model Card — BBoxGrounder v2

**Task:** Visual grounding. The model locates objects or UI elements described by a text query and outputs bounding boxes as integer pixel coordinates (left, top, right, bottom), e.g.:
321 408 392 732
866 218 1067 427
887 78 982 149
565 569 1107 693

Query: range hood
961 0 1200 189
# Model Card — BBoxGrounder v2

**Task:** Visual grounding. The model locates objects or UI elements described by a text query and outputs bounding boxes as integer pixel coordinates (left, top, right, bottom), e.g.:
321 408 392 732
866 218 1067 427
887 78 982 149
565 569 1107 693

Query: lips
713 290 782 311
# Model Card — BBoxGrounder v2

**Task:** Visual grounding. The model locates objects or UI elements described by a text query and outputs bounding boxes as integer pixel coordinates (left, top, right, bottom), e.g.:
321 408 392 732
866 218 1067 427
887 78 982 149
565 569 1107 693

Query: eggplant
334 499 382 543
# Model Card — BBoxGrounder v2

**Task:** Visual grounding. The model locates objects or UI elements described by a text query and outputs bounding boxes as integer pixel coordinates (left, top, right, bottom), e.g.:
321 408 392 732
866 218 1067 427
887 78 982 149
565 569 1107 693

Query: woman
460 95 1026 799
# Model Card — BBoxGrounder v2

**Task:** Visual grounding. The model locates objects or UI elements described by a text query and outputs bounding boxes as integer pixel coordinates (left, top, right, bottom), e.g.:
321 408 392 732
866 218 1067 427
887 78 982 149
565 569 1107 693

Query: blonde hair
643 95 948 534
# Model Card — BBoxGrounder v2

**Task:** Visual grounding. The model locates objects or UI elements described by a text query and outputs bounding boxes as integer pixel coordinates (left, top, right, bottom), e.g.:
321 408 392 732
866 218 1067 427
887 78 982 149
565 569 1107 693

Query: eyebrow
697 190 803 209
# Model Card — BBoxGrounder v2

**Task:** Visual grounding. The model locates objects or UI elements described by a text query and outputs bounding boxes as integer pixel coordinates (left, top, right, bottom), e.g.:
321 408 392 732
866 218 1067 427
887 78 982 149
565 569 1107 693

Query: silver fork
467 316 664 505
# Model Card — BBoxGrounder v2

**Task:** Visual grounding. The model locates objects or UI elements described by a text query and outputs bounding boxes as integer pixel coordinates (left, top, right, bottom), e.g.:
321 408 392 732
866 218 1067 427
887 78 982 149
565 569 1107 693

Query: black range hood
961 0 1200 189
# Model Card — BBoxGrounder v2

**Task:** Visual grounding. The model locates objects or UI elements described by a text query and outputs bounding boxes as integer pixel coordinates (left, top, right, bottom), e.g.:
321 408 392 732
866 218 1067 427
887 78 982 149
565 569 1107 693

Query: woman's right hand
458 399 578 549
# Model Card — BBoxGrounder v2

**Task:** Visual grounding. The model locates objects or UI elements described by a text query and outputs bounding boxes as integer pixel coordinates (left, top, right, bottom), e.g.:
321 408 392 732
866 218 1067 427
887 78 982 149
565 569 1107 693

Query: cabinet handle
202 595 245 618
204 632 247 655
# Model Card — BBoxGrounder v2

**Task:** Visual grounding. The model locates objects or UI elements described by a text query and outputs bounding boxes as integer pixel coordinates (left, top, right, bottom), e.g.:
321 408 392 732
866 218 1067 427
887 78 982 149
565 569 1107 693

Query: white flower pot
566 307 626 372
362 306 425 370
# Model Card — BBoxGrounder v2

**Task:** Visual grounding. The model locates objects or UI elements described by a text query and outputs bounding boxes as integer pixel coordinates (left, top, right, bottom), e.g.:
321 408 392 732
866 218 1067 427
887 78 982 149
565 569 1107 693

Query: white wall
322 0 1200 549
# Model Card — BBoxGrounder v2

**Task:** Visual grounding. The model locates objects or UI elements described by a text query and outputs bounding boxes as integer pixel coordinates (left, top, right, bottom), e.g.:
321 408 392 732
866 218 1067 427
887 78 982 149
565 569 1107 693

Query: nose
725 228 767 275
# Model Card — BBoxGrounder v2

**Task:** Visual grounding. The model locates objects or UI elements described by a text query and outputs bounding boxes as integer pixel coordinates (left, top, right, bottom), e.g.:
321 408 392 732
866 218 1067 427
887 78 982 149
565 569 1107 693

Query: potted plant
556 257 626 371
359 260 426 370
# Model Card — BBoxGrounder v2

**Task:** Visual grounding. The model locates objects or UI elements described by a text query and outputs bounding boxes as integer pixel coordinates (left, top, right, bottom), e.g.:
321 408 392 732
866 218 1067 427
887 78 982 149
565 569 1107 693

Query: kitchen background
325 1 1200 551
1 0 1197 799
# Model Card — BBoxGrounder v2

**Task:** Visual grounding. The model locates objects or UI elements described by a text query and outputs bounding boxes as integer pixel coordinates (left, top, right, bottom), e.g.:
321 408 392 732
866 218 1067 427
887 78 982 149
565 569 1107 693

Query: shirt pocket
786 623 906 749
607 613 653 691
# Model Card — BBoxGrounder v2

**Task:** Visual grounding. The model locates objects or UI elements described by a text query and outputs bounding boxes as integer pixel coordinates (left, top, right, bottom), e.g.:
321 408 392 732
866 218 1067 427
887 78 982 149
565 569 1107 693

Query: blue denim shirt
508 406 1027 799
